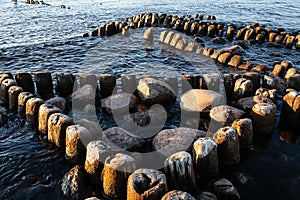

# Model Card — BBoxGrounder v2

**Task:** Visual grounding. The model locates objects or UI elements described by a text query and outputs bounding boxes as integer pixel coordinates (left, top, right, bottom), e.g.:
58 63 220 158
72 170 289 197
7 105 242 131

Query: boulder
102 127 145 152
137 78 176 105
211 178 240 199
101 93 138 114
236 96 273 114
61 165 92 199
180 89 224 113
233 78 253 99
162 190 196 200
153 127 206 156
72 84 96 110
127 168 168 200
210 105 245 124
228 55 242 68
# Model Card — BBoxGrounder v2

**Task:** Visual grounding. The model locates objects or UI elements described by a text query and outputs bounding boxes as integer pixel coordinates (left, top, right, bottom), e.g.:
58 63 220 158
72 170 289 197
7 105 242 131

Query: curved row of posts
0 65 299 199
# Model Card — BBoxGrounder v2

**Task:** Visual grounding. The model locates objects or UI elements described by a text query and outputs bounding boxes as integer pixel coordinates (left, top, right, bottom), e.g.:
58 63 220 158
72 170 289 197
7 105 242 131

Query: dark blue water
0 0 300 199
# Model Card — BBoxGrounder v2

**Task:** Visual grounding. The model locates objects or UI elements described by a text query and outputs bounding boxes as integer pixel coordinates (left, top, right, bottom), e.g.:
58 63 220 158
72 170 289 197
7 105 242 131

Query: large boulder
153 127 207 156
137 78 176 105
101 93 139 114
210 105 245 124
61 165 92 199
72 84 96 110
162 190 196 200
236 96 273 114
102 127 145 152
180 89 224 113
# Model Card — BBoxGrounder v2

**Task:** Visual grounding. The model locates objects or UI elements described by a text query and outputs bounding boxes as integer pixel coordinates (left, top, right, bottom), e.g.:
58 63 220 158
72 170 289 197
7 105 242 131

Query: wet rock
228 55 242 68
102 127 145 152
121 74 137 93
72 84 96 110
84 140 111 186
175 38 187 50
270 52 281 58
170 33 182 47
285 35 295 48
296 34 300 49
61 165 91 199
137 78 176 105
38 104 61 134
233 40 249 49
231 118 253 148
280 61 293 70
251 64 267 74
212 37 226 44
210 50 223 60
207 24 216 37
269 32 277 42
256 33 265 44
153 127 207 156
287 74 300 91
18 92 34 118
45 97 66 113
193 137 219 177
34 72 54 100
101 153 136 199
164 31 175 45
236 28 247 40
15 72 35 93
233 78 253 99
184 41 197 52
217 52 232 65
56 72 75 98
269 64 285 78
0 79 16 105
26 97 44 126
66 125 94 164
85 197 100 200
159 30 168 42
197 192 217 200
243 72 261 92
222 45 244 54
238 60 252 70
235 172 248 185
162 190 196 200
194 36 204 43
181 89 224 113
8 86 23 111
235 96 273 114
280 89 300 127
144 28 153 40
255 88 277 102
164 151 195 190
210 105 245 125
203 47 214 56
244 28 256 41
211 178 240 199
250 102 276 134
226 26 235 40
101 93 138 114
284 68 297 80
48 113 74 148
213 127 240 165
127 168 168 200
